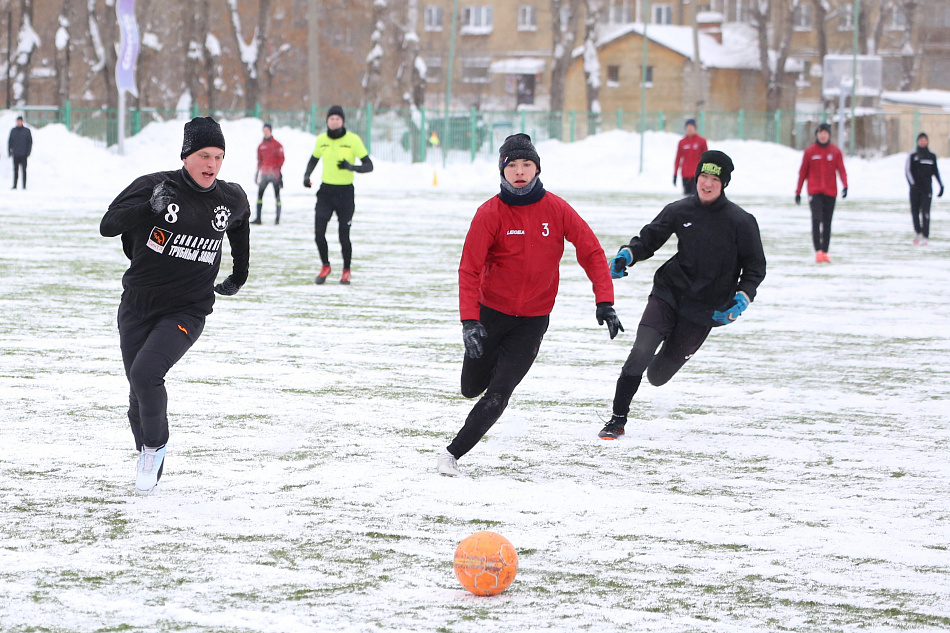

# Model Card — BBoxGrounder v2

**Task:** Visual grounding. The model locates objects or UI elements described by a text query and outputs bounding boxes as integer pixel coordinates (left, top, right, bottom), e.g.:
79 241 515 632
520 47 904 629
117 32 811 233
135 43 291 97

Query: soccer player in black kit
100 117 251 494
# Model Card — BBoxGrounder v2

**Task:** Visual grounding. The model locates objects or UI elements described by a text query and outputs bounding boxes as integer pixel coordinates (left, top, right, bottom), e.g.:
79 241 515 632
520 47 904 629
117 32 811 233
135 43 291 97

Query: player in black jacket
600 150 766 439
905 132 944 245
8 116 32 189
100 117 250 494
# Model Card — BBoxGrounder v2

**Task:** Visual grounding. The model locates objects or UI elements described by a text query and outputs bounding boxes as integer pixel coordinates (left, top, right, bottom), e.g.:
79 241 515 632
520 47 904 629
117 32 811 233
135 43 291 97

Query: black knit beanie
499 133 541 175
327 105 345 122
695 150 734 188
918 132 929 141
817 122 832 135
181 117 225 159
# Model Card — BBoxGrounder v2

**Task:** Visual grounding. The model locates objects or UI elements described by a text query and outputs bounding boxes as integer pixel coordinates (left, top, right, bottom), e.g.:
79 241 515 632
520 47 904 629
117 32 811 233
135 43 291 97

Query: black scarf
327 126 346 140
499 177 546 206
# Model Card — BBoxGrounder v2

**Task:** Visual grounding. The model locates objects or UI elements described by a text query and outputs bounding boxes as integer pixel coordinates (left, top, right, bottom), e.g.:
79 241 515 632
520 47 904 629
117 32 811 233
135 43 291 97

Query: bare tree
898 0 918 90
362 0 387 110
11 0 39 105
582 0 603 130
550 0 582 113
225 0 271 112
54 0 73 110
810 0 828 61
398 0 425 110
85 0 118 109
750 0 798 114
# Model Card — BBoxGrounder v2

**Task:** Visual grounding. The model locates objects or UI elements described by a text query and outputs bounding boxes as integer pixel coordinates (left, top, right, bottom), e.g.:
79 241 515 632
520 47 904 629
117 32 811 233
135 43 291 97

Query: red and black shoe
315 265 331 285
598 415 627 440
340 269 351 285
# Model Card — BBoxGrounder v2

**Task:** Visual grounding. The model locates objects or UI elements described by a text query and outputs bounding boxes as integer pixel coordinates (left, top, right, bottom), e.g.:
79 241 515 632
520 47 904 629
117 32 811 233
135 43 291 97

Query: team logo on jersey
147 227 173 253
212 205 231 231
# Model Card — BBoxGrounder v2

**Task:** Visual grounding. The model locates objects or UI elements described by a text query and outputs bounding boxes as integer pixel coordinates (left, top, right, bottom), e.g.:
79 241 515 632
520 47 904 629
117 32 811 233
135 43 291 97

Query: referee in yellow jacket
304 105 374 285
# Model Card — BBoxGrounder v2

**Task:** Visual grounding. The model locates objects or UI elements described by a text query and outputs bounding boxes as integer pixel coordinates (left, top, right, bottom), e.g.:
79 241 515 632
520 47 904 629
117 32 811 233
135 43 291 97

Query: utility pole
639 0 650 174
6 11 11 109
691 0 702 110
849 0 859 156
308 0 321 113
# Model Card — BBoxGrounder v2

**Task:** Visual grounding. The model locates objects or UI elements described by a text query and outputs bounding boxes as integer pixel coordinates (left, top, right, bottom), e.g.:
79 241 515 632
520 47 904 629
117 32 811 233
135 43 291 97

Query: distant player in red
795 122 848 263
253 123 284 224
673 118 707 195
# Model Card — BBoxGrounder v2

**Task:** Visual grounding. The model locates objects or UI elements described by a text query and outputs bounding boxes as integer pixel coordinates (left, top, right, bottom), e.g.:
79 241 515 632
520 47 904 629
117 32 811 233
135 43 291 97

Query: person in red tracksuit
253 123 285 224
795 122 848 263
673 118 707 195
437 133 624 477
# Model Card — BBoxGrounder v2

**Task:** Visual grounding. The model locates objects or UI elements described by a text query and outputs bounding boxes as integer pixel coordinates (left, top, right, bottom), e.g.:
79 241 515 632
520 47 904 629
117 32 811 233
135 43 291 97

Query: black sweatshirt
101 168 250 318
625 193 767 326
906 148 943 193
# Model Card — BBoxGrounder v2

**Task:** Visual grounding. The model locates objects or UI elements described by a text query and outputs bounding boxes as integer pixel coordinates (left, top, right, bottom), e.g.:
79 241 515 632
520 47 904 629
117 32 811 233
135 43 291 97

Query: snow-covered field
1 114 949 632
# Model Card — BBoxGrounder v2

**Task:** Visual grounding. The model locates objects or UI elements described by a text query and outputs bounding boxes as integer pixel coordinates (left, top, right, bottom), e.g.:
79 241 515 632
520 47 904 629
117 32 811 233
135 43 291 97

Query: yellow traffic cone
433 170 438 187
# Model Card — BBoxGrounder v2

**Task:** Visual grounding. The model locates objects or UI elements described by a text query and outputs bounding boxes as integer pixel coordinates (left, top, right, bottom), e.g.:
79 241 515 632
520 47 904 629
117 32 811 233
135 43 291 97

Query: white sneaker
136 445 166 494
437 449 461 477
921 237 929 246
914 233 922 245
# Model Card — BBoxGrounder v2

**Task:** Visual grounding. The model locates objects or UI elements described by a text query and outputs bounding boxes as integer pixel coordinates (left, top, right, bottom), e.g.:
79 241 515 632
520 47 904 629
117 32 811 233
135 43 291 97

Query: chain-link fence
13 102 950 161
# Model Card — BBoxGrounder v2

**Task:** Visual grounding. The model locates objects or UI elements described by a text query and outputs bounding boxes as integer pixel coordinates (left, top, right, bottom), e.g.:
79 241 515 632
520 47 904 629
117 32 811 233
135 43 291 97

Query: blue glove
609 247 633 279
712 292 750 325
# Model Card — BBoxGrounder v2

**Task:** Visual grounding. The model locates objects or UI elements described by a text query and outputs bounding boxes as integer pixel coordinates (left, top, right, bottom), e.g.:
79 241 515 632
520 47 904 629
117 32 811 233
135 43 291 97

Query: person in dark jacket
100 116 251 495
253 123 285 225
8 116 32 189
795 122 848 263
905 132 944 245
600 150 766 440
437 133 623 476
303 105 373 285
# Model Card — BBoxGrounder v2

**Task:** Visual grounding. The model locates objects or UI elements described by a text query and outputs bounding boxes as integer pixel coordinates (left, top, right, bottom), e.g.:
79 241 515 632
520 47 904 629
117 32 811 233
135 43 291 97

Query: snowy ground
1 117 949 631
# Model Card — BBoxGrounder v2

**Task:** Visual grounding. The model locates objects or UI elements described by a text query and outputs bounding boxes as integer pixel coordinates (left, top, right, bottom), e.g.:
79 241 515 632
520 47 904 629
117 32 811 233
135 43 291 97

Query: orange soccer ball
453 531 518 596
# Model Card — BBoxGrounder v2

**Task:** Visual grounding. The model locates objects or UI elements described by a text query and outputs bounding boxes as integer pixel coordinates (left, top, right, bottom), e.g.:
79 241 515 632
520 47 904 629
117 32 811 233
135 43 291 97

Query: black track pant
613 296 711 417
12 156 26 188
255 175 282 222
447 305 549 459
910 188 933 238
809 193 837 252
118 303 205 449
314 183 355 269
682 177 696 195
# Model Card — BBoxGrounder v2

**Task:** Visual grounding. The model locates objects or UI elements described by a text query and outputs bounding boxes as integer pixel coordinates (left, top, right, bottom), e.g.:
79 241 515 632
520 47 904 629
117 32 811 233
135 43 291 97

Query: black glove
795 194 801 205
673 174 677 186
841 187 848 199
337 159 355 171
303 176 312 188
149 180 179 213
939 186 944 198
214 276 241 296
462 320 488 359
596 303 624 340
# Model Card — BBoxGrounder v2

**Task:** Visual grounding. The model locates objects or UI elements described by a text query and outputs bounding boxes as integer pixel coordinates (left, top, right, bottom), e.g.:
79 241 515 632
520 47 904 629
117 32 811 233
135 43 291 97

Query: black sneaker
598 415 627 440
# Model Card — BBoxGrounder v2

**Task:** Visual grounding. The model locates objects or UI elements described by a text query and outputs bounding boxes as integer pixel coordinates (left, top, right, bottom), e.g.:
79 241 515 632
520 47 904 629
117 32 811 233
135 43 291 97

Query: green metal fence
15 101 950 162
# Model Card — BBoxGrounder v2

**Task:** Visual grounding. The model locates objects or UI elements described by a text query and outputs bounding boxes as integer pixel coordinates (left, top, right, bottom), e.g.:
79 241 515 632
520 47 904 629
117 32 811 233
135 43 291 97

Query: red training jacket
458 191 614 321
796 142 847 197
674 134 708 180
256 137 285 177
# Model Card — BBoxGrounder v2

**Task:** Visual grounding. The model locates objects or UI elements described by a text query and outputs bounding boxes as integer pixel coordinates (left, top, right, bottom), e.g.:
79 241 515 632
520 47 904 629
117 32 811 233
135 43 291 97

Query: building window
607 65 620 88
838 3 853 30
426 57 443 84
641 65 654 87
461 6 493 34
928 59 950 89
518 5 538 31
888 7 906 30
793 3 813 29
653 4 673 24
424 6 443 31
603 0 634 24
461 57 491 83
733 0 752 23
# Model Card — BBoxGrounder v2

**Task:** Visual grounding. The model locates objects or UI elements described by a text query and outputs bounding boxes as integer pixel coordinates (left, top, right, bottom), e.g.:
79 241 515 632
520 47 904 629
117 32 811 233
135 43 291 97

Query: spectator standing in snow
673 118 707 195
795 122 848 263
100 117 251 495
600 150 766 440
8 116 32 190
303 105 373 285
437 133 623 477
905 132 944 245
253 123 285 225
